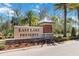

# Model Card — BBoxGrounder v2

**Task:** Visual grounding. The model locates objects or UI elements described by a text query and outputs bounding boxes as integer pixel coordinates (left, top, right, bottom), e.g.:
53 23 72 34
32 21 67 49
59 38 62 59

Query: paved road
0 40 79 56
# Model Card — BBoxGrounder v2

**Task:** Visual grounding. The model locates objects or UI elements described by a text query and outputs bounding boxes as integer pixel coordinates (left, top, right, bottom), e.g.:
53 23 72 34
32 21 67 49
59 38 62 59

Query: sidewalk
0 45 42 54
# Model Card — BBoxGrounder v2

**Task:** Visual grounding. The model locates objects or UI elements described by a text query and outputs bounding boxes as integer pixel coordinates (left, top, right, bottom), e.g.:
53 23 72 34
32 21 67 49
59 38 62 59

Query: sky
0 3 78 28
0 3 54 17
11 3 54 16
0 3 56 22
0 3 78 24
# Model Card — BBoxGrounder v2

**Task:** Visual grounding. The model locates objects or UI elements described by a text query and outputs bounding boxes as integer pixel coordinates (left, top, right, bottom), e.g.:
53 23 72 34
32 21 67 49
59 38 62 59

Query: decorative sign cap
39 16 52 24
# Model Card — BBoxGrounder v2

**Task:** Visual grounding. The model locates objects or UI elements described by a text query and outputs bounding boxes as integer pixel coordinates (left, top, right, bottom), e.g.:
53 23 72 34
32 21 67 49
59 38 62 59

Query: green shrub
54 36 62 42
71 27 76 37
0 44 5 50
54 36 71 42
0 40 5 50
62 37 70 41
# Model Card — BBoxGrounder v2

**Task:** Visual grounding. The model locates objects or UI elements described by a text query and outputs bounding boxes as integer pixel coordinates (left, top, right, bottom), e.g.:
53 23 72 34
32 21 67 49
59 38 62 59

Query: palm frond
68 3 76 10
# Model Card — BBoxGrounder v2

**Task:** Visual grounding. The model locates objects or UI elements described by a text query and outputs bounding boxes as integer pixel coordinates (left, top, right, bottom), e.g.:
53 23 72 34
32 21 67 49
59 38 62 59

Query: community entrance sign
5 15 54 49
14 26 43 39
14 16 53 40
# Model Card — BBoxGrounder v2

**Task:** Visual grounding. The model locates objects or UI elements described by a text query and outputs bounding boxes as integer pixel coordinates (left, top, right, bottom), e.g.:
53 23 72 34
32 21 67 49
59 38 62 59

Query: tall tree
69 4 79 22
54 3 67 37
69 3 79 35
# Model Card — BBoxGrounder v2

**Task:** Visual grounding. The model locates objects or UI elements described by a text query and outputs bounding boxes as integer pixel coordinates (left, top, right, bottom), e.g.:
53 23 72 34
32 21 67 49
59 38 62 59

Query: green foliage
11 17 18 25
3 29 13 38
51 16 58 23
26 10 33 26
18 17 26 25
0 44 5 50
54 3 67 37
51 16 63 34
71 27 76 37
31 16 39 26
26 10 39 26
54 27 62 34
0 40 5 50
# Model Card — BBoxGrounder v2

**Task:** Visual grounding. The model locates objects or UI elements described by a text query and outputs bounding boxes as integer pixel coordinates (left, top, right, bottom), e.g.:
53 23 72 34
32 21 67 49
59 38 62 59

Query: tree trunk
63 4 67 37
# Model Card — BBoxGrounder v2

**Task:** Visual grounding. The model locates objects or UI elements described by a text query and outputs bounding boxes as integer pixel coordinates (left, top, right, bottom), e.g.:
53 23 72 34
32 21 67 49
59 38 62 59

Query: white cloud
32 9 40 13
32 5 40 13
0 4 14 17
3 3 12 7
0 7 15 17
36 5 39 9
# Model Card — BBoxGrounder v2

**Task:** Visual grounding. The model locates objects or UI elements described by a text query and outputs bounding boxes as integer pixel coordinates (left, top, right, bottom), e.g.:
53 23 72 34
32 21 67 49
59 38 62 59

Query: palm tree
54 3 67 37
32 16 39 26
72 4 79 22
26 10 33 26
69 3 79 35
